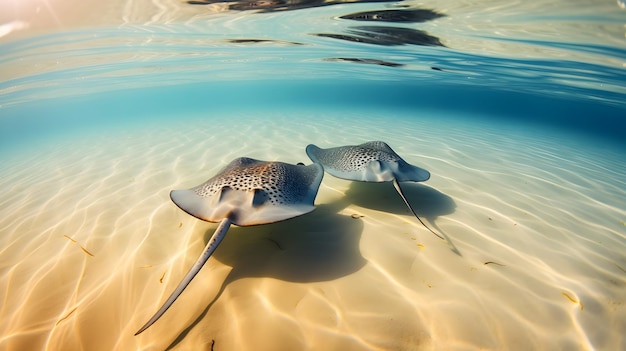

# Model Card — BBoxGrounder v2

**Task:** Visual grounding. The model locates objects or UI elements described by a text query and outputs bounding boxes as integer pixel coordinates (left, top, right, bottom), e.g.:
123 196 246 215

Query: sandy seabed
0 109 625 351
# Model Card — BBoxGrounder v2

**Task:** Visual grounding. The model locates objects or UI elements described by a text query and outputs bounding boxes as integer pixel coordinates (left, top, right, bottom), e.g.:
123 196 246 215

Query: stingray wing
358 141 396 154
306 142 430 182
170 160 323 226
393 159 430 182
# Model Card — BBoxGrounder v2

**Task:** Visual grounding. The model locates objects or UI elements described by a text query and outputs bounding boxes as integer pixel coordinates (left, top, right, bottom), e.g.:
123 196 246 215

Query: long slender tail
135 217 232 335
392 179 444 240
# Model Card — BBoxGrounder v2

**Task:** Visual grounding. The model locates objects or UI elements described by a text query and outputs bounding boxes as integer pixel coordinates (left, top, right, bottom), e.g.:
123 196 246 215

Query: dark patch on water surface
227 39 304 45
188 0 396 12
188 0 446 55
316 26 444 47
325 57 404 67
339 9 445 23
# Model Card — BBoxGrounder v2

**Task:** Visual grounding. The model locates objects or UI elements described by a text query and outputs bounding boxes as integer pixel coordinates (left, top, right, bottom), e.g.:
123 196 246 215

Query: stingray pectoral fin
135 217 232 335
392 179 444 240
171 188 244 223
305 144 322 163
395 162 430 182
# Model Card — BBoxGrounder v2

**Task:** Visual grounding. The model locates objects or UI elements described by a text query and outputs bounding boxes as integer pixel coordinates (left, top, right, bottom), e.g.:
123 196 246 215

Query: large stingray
306 141 444 240
135 157 324 335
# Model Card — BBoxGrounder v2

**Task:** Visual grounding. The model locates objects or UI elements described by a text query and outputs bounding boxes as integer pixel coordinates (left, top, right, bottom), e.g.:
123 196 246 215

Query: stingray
306 141 444 240
135 157 324 335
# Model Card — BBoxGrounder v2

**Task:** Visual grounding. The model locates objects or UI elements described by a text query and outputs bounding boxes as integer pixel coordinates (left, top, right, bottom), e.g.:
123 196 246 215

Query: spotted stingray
135 157 324 335
306 141 443 240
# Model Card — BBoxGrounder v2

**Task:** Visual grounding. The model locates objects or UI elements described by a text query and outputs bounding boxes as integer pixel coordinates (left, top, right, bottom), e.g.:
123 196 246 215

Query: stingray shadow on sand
345 181 455 219
165 183 455 349
344 181 458 252
165 198 364 349
209 198 365 282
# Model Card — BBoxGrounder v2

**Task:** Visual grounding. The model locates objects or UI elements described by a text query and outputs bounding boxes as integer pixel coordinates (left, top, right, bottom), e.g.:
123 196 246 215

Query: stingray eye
297 162 304 166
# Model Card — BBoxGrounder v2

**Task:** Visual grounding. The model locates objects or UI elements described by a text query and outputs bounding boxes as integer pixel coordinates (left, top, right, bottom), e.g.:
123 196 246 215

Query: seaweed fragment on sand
267 238 284 250
483 261 505 266
56 307 78 326
159 271 166 284
63 235 94 257
562 292 584 310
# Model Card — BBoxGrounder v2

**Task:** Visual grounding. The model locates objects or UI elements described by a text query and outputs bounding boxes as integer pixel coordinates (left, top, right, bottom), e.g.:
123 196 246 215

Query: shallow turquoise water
2 79 625 154
1 1 625 350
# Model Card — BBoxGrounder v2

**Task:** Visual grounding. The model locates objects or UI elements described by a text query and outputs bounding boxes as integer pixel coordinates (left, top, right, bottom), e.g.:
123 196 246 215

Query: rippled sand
0 110 625 350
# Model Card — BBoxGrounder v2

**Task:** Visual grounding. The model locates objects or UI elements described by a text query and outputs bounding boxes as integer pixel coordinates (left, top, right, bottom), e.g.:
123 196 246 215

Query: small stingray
135 157 323 335
306 141 444 240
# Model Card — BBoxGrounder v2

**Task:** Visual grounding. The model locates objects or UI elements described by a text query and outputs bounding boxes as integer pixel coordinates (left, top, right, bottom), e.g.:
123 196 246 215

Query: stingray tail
135 217 232 335
392 179 445 240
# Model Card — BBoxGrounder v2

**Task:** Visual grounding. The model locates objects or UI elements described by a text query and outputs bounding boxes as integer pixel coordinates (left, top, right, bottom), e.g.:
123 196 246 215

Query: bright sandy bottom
0 110 624 351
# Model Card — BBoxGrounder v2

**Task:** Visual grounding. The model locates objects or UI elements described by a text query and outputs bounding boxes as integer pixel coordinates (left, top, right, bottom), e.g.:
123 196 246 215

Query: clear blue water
2 69 625 157
1 1 625 350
